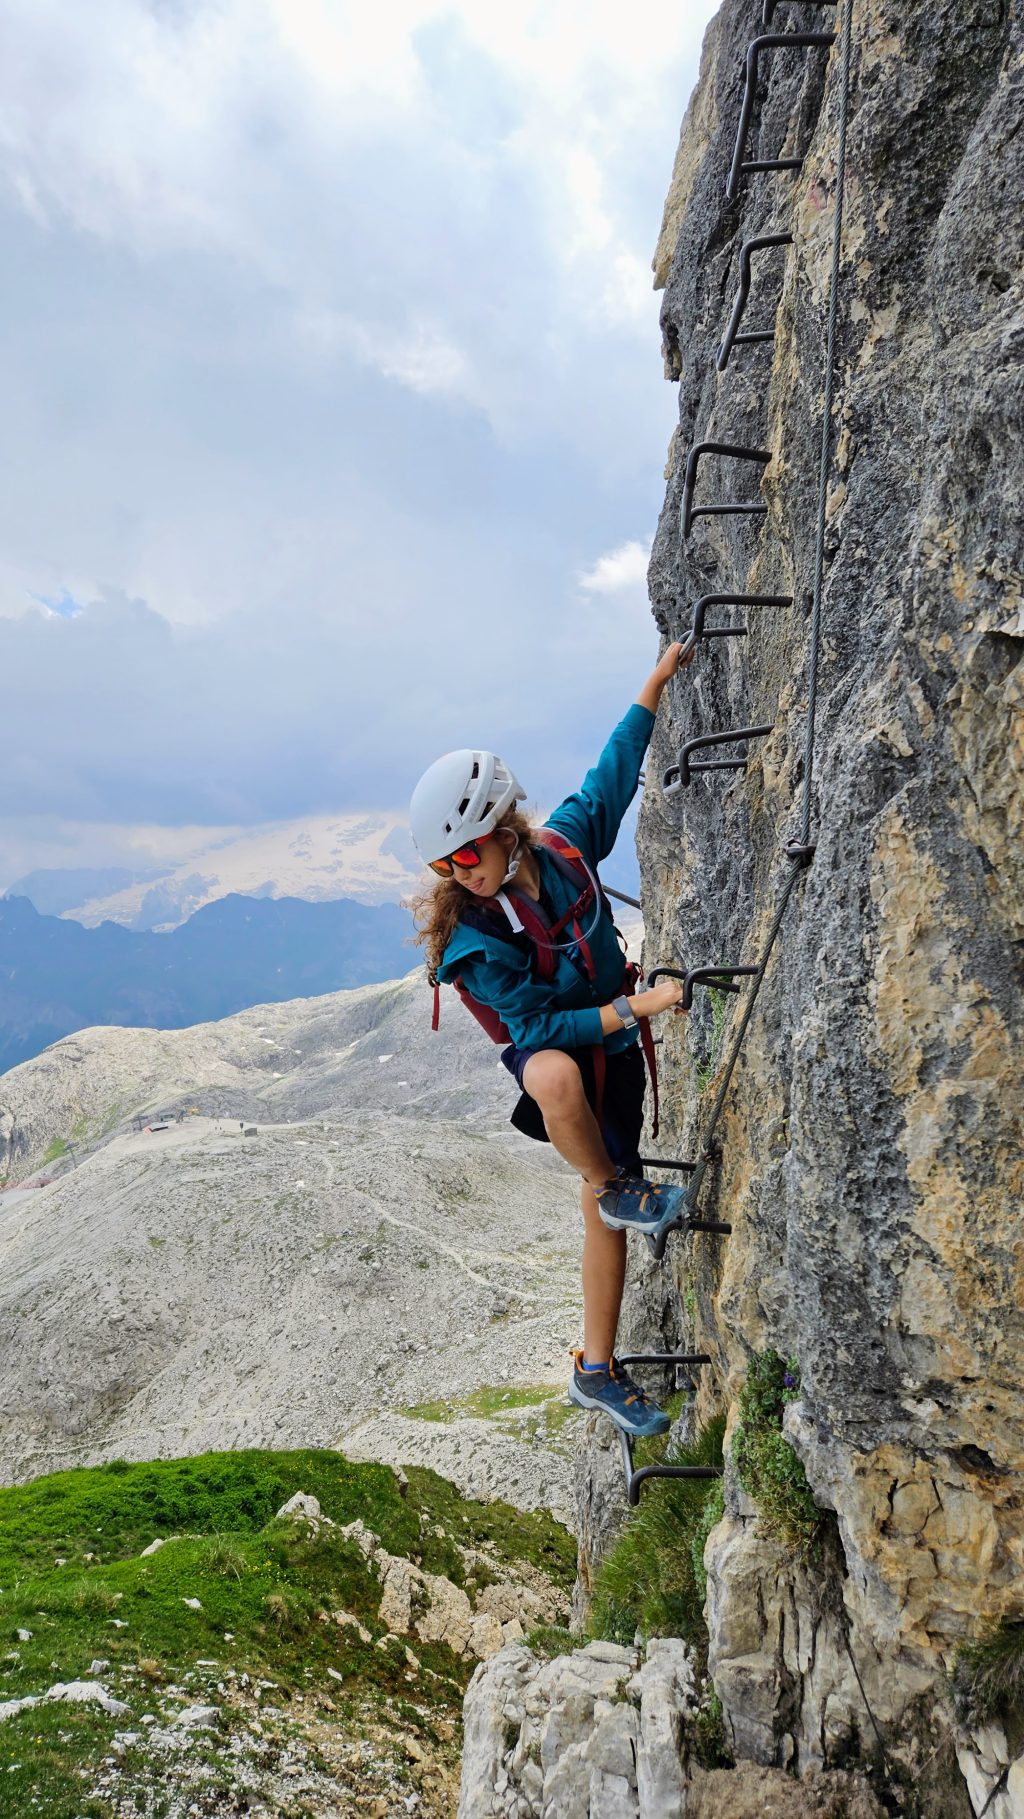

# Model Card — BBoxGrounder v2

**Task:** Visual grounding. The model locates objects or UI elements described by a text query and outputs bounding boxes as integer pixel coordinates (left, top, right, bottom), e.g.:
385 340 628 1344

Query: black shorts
500 1041 646 1176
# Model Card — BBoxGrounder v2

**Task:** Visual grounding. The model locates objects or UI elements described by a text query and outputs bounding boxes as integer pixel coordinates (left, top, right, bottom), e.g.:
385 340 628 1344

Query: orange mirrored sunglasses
428 830 496 878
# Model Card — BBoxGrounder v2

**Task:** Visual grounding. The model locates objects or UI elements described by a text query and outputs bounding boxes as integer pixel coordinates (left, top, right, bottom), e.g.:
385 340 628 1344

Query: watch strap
612 994 637 1030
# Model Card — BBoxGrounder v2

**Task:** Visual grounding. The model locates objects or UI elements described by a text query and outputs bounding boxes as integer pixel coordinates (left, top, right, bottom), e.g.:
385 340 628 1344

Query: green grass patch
0 1446 574 1817
525 1624 577 1659
402 1383 558 1424
691 1478 725 1607
733 1351 822 1548
951 1618 1024 1743
40 1137 69 1165
695 988 729 1094
589 1413 726 1647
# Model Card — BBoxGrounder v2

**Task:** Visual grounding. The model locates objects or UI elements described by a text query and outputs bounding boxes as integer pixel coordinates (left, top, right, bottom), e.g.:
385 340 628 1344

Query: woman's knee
523 1050 587 1115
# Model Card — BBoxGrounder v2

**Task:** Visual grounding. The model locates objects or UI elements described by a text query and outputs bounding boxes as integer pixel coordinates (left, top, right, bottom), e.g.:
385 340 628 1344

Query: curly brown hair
406 806 537 983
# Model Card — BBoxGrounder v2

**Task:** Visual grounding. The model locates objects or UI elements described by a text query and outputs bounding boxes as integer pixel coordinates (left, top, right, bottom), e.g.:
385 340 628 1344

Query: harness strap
545 883 596 942
638 1015 660 1140
591 1042 606 1134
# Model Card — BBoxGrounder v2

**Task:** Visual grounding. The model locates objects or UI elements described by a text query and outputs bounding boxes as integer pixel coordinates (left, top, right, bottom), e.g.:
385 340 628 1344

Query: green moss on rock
733 1351 822 1548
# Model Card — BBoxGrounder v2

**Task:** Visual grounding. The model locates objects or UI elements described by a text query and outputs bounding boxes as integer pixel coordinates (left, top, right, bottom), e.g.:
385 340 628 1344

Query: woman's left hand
637 639 695 714
655 639 694 682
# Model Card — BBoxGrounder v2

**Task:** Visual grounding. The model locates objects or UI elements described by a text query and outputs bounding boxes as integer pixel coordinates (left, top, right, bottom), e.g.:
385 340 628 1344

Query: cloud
0 1 720 867
0 1 715 431
578 538 652 596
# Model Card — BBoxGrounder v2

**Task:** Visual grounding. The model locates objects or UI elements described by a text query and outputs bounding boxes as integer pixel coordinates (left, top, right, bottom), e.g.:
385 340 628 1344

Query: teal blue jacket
436 704 654 1055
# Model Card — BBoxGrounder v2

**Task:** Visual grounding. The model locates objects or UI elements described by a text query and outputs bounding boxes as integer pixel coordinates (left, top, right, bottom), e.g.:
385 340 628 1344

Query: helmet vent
458 797 471 815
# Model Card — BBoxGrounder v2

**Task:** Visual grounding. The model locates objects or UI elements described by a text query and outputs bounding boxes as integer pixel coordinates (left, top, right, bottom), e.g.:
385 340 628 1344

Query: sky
0 0 720 889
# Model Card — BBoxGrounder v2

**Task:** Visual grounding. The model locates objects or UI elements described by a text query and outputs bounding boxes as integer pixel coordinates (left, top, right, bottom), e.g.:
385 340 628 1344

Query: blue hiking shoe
568 1352 671 1438
592 1172 686 1236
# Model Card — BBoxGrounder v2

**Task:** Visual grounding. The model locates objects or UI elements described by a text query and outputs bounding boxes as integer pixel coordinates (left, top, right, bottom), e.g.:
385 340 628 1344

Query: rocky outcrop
342 1517 568 1662
457 1638 887 1817
575 0 1022 1811
0 961 519 1185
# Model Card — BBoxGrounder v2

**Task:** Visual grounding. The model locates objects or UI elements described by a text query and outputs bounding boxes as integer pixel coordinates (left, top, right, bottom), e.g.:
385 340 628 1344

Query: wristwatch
612 994 637 1030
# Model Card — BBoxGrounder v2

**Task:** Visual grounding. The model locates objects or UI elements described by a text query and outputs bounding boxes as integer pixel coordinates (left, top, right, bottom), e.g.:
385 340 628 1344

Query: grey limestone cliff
576 0 1022 1812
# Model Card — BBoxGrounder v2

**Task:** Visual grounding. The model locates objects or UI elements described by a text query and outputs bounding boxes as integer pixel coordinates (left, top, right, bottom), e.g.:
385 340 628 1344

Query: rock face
457 1639 887 1818
617 0 1023 1805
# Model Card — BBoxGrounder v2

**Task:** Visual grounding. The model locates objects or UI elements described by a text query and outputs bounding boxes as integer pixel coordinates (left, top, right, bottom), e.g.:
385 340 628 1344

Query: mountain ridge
0 891 416 1074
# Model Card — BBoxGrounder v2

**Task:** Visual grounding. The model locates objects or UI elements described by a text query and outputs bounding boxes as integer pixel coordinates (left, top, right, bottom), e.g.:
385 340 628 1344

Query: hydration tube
495 842 607 952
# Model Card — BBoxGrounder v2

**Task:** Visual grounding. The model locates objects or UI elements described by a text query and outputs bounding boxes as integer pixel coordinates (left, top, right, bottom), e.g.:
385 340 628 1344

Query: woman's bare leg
521 1051 625 1364
520 1050 616 1186
580 1180 626 1363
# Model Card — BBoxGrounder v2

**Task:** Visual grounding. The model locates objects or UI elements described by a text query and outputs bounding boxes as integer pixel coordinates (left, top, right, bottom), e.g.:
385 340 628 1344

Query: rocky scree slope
0 961 525 1185
594 0 1023 1807
0 961 625 1516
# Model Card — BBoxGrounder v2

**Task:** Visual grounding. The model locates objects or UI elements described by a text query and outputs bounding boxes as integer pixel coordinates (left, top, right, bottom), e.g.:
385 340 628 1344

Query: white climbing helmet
409 749 526 864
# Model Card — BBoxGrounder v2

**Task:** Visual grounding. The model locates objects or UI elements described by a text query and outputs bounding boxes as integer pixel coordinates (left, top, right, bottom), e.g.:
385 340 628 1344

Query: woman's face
451 827 517 897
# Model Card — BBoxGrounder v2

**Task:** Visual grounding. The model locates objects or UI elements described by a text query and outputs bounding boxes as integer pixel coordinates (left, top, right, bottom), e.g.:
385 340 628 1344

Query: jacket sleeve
544 703 655 866
456 951 604 1052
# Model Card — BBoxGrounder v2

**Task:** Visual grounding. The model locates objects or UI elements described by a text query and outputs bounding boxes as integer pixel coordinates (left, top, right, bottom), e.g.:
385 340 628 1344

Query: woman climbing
408 642 689 1438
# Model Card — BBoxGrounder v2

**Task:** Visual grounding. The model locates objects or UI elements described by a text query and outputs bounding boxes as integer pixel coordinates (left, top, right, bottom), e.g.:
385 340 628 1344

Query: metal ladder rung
717 233 794 372
663 724 774 795
681 442 772 541
677 591 793 661
647 963 758 1013
726 32 838 203
612 1354 722 1504
645 1212 732 1265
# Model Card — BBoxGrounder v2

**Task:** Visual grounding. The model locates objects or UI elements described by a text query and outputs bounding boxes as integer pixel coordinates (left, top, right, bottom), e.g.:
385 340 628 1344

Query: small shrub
205 1536 247 1581
263 1588 310 1636
951 1619 1024 1730
695 989 728 1094
733 1351 821 1548
693 1685 733 1770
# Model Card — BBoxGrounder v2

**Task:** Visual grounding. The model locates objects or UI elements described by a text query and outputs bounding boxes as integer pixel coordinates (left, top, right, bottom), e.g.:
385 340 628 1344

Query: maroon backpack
431 828 659 1137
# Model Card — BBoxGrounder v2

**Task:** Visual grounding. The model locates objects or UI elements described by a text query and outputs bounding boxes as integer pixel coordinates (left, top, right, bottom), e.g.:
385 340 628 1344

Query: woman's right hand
637 979 686 1018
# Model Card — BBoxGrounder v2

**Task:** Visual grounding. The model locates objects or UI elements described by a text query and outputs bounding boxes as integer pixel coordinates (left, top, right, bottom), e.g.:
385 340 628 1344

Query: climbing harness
614 1 855 1493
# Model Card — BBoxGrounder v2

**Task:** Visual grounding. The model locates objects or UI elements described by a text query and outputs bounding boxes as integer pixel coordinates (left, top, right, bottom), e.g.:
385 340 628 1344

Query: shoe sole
567 1379 671 1439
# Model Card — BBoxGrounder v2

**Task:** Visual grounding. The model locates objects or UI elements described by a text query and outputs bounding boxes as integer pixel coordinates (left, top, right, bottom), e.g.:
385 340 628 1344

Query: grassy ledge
0 1446 575 1818
588 1409 726 1648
